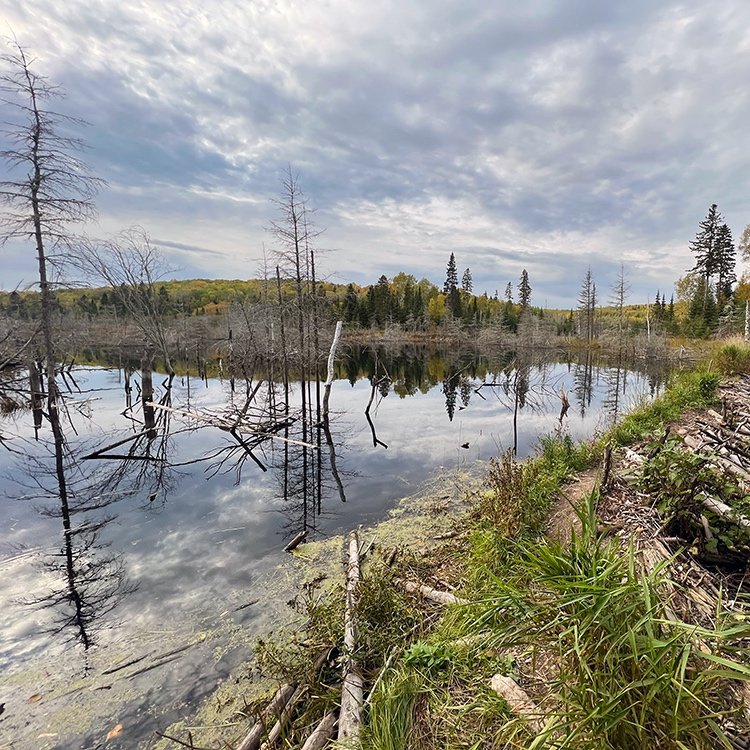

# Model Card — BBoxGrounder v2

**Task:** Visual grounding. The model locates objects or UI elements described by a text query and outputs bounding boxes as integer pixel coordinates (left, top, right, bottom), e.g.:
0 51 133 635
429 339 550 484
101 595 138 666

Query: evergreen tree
504 282 513 302
715 223 736 302
577 269 596 343
443 252 458 294
690 204 722 293
343 283 359 323
518 269 531 308
461 267 473 293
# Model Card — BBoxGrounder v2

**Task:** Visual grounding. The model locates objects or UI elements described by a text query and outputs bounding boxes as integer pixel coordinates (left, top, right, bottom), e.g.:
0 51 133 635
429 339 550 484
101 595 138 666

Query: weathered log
490 674 545 734
259 686 307 749
701 496 750 529
434 530 459 540
395 578 469 606
283 530 307 553
235 683 297 750
681 432 750 489
338 530 363 744
300 711 338 750
384 547 398 567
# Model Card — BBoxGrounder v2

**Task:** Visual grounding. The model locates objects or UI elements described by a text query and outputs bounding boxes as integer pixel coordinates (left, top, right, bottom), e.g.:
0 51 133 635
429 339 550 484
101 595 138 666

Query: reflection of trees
475 355 555 454
13 434 135 649
573 350 595 418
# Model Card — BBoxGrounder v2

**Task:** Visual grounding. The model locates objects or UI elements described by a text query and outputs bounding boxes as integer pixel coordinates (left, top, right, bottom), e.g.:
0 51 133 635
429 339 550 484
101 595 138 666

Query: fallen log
235 683 297 750
259 685 307 749
395 578 469 606
490 674 545 734
300 711 338 750
701 496 750 530
283 530 307 553
338 530 363 744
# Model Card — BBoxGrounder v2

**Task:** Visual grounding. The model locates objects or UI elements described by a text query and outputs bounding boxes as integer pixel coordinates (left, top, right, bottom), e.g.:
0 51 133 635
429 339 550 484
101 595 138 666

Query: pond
0 346 666 749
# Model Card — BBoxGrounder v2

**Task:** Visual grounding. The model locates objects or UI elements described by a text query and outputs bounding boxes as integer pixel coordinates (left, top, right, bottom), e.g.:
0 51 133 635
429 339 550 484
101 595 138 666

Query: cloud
2 0 750 305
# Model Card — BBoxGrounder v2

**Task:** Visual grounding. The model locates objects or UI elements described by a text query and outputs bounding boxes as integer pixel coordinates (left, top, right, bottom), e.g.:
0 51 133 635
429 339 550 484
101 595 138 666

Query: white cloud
2 0 750 303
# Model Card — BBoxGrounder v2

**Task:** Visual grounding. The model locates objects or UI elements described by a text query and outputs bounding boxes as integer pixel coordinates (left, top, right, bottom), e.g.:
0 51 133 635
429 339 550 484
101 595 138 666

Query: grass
462 497 750 749
611 368 720 445
713 339 750 375
251 365 749 749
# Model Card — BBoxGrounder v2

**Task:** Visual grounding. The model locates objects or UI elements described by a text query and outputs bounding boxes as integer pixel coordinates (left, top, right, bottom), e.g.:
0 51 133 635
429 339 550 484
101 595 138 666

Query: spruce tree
461 267 473 293
690 204 722 290
444 252 458 294
518 269 531 308
715 223 736 302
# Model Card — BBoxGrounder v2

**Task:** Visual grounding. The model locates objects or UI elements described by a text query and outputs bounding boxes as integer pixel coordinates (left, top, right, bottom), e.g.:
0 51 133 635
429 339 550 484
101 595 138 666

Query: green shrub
714 342 750 375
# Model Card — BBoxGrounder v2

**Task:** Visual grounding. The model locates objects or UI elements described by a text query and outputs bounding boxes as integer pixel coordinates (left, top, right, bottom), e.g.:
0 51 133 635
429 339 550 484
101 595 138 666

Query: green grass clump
612 369 719 445
714 341 750 375
466 498 750 749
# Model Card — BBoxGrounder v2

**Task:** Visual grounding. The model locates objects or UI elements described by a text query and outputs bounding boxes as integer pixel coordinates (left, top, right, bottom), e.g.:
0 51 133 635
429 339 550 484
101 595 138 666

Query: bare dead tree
1 40 103 379
73 229 176 374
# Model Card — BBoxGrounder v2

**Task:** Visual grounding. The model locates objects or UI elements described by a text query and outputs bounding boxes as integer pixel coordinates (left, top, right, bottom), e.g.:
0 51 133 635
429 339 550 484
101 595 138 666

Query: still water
0 347 665 749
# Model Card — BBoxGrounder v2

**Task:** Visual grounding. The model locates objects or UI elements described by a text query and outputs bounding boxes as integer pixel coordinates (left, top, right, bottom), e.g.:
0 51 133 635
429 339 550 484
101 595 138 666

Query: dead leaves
106 723 123 741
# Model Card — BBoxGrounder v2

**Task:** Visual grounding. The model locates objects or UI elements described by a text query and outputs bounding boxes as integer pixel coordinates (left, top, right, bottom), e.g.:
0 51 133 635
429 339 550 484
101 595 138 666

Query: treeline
5 202 750 343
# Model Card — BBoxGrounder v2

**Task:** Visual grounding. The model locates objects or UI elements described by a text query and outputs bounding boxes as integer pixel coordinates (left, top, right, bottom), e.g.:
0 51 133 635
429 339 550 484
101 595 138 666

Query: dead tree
72 229 175 374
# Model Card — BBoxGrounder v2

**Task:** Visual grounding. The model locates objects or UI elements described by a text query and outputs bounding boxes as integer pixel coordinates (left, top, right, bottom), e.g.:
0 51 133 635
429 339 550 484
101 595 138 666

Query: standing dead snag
322 320 343 421
338 530 363 744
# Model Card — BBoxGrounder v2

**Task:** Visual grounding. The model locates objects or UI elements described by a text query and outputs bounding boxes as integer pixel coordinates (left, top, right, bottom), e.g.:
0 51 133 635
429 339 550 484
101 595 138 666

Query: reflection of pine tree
443 376 459 421
460 378 472 408
603 364 624 423
516 366 530 409
573 352 594 417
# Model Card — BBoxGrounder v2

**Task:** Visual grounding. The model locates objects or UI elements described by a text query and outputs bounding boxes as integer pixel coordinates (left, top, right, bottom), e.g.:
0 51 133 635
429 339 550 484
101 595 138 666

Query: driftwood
701 496 750 529
338 530 363 744
283 530 308 553
235 683 297 750
395 578 469 606
322 320 343 420
490 674 545 734
384 547 399 567
145 401 316 449
300 711 338 750
259 686 307 750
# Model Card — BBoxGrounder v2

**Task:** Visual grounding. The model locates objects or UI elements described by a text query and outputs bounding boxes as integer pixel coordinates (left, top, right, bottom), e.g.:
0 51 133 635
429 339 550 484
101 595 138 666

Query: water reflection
0 345 669 748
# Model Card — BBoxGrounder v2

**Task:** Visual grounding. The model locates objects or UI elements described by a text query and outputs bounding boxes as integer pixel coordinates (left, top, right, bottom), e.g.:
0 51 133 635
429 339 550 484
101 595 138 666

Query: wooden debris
490 674 545 734
300 711 338 750
338 530 363 744
395 578 469 606
259 686 307 750
283 530 307 553
235 683 297 750
701 496 750 529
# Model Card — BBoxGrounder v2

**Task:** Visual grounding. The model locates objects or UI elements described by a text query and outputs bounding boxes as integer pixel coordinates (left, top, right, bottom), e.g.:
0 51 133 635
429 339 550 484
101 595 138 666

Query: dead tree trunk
338 530 363 744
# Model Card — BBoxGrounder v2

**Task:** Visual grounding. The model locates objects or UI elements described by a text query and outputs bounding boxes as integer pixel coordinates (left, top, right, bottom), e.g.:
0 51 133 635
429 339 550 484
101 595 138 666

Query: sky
1 0 749 307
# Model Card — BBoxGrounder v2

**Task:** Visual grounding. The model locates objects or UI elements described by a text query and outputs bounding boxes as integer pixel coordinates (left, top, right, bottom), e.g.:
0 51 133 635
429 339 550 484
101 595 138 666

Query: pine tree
504 282 513 303
518 269 531 308
461 267 473 293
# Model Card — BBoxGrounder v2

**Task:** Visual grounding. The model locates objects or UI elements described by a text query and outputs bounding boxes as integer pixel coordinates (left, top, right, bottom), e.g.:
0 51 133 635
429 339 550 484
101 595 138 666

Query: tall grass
466 498 750 749
612 369 719 445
